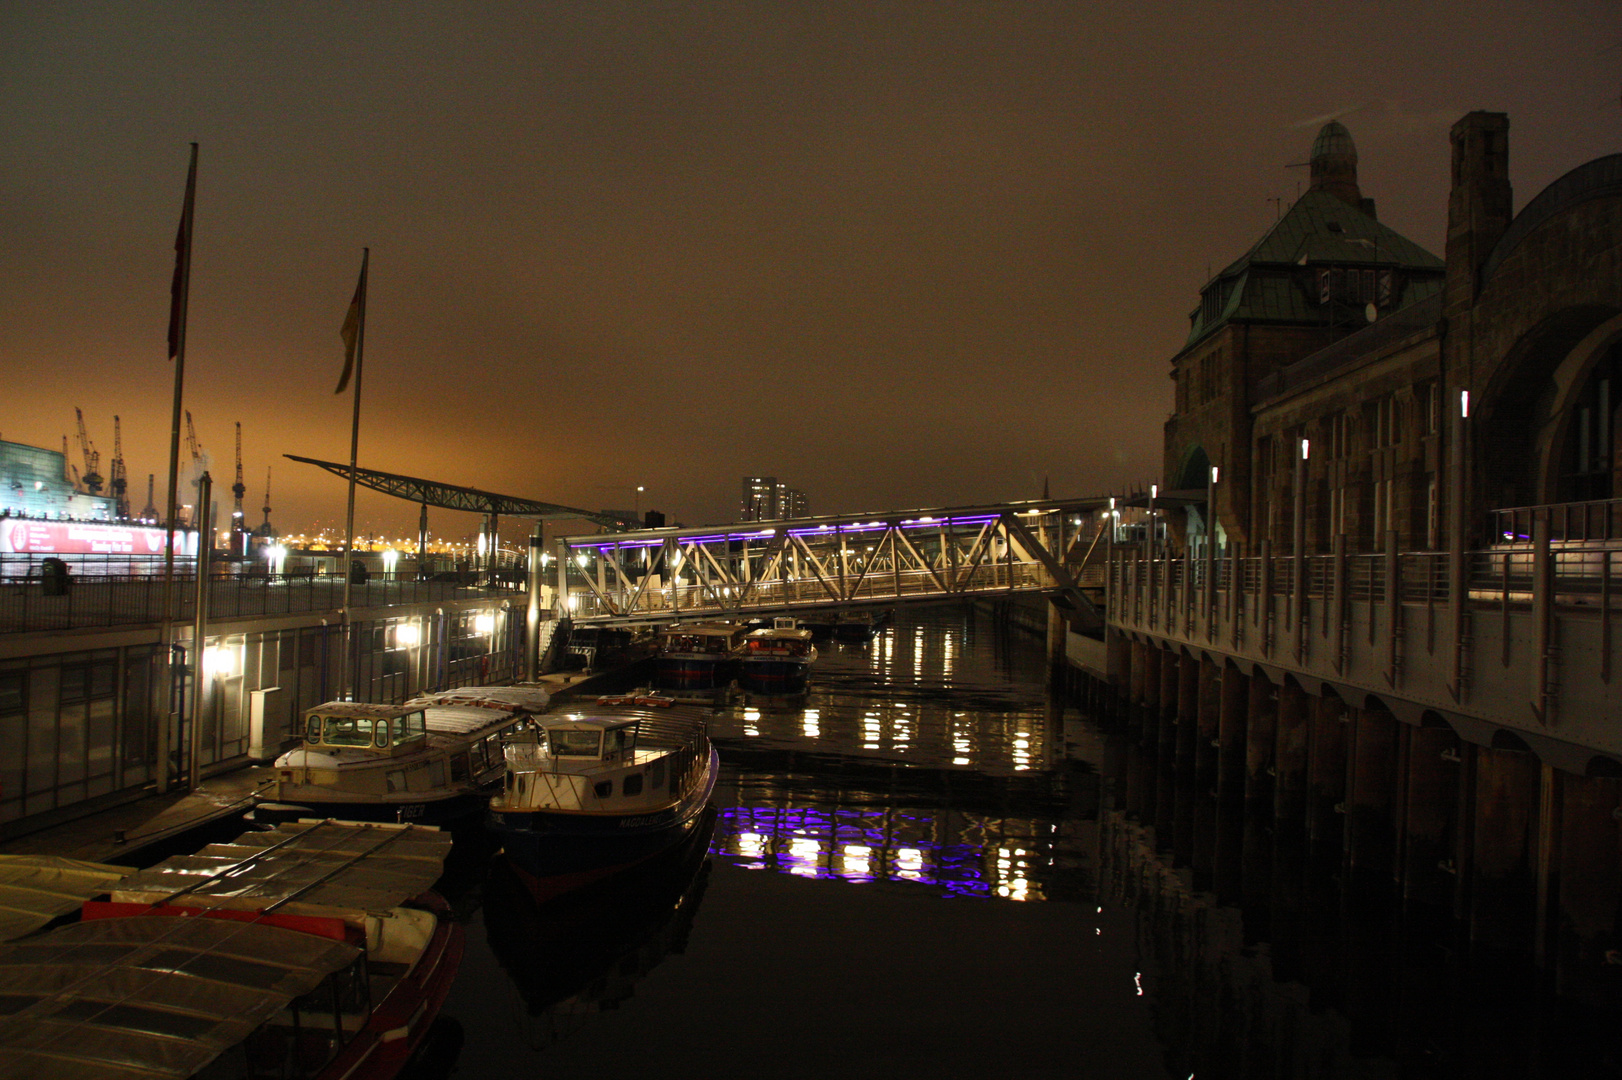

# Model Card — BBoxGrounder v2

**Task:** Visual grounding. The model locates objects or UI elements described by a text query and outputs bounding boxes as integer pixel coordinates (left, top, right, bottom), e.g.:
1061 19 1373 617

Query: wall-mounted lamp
1210 466 1220 484
1460 389 1471 418
203 645 236 679
395 623 420 647
474 613 496 634
1300 438 1311 460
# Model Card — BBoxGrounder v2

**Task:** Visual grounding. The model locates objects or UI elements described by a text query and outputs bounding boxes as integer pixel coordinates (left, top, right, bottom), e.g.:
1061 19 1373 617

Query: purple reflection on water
711 805 994 897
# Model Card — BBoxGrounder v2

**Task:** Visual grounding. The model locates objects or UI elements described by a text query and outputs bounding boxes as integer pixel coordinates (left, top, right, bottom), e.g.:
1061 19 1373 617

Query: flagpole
157 143 197 794
338 248 369 701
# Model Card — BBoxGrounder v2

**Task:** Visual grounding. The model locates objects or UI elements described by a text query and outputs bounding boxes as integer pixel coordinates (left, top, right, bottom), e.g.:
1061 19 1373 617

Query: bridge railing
554 501 1114 624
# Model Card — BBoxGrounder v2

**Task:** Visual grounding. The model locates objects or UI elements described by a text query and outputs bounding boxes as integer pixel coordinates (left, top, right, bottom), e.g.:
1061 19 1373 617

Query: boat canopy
0 855 133 942
108 821 451 922
0 914 358 1080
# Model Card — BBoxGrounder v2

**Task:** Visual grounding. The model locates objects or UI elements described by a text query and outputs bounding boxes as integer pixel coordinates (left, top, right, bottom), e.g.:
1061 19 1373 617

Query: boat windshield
315 716 377 747
550 728 604 758
386 712 427 745
664 633 728 653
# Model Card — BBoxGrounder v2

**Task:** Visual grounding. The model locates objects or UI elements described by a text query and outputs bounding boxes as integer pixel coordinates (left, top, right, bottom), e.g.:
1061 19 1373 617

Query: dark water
413 603 1622 1080
429 604 1174 1079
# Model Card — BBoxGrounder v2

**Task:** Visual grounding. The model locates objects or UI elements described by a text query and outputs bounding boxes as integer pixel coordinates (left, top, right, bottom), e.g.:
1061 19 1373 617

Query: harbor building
1084 112 1622 988
1 439 115 522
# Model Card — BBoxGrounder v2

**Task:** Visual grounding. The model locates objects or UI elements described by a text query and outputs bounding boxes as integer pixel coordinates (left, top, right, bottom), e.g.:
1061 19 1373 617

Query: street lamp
635 486 645 517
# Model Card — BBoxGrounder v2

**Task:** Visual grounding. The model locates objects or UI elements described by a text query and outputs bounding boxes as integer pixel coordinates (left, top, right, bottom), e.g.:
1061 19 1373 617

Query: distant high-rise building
740 476 809 521
781 486 809 519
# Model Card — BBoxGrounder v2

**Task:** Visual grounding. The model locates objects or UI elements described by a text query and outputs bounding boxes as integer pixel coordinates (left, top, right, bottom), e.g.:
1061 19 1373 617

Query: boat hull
491 747 720 898
655 655 733 690
316 896 465 1080
253 786 492 829
739 657 811 695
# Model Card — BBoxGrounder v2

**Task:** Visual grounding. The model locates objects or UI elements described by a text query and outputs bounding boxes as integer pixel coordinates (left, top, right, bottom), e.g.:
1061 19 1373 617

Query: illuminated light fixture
382 549 400 573
1150 484 1158 498
1460 389 1470 418
474 613 496 634
1210 465 1219 484
575 554 588 567
395 623 420 647
1300 438 1310 460
203 645 236 679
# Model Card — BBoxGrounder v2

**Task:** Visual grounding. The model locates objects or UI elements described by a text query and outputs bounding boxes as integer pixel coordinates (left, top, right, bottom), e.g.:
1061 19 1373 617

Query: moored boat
488 707 718 899
653 620 749 690
258 685 550 827
0 820 462 1080
738 617 817 694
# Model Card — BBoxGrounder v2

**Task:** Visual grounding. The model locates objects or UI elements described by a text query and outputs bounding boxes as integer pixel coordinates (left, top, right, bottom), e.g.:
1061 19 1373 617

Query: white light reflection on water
802 708 820 739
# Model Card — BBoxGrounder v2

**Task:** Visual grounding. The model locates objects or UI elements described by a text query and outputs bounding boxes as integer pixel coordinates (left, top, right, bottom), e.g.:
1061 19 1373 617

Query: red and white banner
1 521 197 556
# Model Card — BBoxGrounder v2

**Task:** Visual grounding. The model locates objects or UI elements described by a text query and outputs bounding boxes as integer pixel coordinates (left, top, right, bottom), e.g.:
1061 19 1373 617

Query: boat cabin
543 717 641 764
302 702 428 757
659 621 747 655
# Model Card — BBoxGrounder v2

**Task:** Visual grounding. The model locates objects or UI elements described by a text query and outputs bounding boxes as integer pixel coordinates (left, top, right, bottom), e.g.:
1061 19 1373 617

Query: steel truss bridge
554 500 1110 630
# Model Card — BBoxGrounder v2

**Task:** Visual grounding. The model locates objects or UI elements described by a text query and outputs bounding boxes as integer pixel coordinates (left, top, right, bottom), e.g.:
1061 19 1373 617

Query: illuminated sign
1 521 197 556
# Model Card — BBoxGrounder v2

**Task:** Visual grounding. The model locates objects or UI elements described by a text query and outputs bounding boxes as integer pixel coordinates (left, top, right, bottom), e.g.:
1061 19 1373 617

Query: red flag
167 145 197 360
336 249 368 394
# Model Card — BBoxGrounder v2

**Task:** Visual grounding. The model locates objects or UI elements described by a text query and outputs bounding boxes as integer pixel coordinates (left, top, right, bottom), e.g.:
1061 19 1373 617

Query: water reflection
481 805 717 1049
706 606 1096 905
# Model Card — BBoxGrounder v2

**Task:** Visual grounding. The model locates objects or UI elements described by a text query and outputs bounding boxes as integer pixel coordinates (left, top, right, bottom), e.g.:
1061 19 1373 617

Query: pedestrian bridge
553 499 1110 630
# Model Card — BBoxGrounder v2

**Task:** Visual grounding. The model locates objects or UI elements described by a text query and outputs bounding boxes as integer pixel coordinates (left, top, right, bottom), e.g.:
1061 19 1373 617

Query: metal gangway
553 499 1113 629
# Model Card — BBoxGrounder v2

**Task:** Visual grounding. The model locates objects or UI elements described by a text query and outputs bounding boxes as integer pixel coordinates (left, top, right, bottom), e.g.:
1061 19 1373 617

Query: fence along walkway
0 572 514 635
557 500 1109 627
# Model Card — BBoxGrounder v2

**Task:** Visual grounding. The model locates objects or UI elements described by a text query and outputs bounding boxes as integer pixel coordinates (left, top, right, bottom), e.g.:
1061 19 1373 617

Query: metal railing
1111 544 1622 617
1491 498 1622 544
0 570 519 634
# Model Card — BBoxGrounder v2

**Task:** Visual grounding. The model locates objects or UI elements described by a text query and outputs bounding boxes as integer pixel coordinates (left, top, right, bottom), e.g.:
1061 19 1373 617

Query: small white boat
259 685 551 827
488 707 718 899
738 617 818 695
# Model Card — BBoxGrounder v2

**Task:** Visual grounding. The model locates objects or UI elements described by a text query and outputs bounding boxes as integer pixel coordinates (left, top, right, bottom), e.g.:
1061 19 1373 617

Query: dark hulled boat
487 707 717 899
653 620 748 690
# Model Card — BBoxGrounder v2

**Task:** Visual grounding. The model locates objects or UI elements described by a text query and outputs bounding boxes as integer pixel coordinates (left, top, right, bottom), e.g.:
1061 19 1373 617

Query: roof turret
1309 120 1362 208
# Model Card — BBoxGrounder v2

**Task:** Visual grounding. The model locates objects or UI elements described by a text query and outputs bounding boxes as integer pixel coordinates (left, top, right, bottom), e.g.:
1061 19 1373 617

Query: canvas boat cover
408 685 551 713
0 856 133 943
420 703 532 739
0 913 358 1080
108 820 451 921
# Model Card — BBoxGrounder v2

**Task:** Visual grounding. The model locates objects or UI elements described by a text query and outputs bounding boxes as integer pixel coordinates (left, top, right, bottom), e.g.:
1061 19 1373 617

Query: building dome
1309 120 1362 208
1311 120 1358 165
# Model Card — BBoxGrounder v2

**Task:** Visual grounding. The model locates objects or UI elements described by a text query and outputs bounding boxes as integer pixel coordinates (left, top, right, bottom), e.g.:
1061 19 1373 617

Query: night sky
3 4 1616 541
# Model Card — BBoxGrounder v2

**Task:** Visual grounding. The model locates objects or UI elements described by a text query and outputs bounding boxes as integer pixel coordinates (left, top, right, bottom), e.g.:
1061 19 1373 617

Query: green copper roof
1184 190 1443 349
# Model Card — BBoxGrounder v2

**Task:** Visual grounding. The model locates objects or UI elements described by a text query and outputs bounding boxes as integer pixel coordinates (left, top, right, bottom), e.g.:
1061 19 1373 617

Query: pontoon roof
109 821 451 920
0 914 358 1080
304 701 422 721
0 856 133 942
